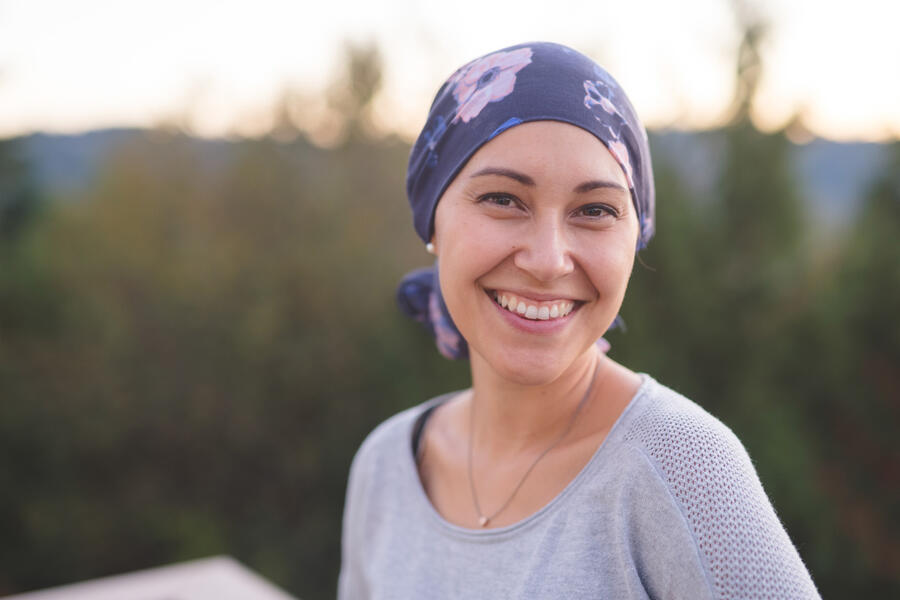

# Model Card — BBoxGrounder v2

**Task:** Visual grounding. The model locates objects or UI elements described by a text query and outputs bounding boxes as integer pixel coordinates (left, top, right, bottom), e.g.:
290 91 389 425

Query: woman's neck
467 347 607 458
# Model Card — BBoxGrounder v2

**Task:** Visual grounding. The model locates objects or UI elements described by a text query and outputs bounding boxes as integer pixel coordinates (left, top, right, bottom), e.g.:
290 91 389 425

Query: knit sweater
338 375 821 599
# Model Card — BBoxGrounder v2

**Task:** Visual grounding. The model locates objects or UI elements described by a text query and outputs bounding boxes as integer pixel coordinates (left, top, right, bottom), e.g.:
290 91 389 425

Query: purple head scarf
397 41 655 360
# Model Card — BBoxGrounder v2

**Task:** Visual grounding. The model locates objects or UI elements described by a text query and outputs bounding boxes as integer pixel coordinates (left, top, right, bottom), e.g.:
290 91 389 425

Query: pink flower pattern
606 139 635 188
429 286 463 359
450 48 533 123
583 78 635 190
583 80 622 119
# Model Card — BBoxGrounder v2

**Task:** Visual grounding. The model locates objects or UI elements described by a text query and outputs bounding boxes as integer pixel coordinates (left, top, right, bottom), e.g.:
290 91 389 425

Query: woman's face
433 121 639 385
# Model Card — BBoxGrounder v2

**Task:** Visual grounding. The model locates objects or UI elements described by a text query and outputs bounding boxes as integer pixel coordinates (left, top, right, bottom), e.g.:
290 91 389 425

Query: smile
491 290 576 321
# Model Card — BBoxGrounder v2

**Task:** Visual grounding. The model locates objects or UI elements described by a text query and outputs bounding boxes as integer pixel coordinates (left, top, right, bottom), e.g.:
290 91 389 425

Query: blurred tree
716 0 805 369
0 118 463 598
268 41 384 148
726 0 766 125
327 41 384 143
0 139 41 241
798 142 900 595
0 137 53 340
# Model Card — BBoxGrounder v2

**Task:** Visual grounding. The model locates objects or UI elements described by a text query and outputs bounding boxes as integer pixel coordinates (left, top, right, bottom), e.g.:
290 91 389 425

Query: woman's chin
474 346 580 387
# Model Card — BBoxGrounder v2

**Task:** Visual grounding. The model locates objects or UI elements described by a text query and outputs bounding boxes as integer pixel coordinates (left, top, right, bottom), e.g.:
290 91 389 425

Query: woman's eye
578 204 617 218
479 193 518 208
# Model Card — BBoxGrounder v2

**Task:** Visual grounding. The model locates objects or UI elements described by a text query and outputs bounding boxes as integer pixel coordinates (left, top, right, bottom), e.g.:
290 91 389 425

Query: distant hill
17 129 235 199
13 128 889 230
19 129 141 196
790 137 888 226
649 130 888 229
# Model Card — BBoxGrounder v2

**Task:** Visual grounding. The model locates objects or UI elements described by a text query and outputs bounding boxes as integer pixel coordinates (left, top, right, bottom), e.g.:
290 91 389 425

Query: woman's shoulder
621 377 747 464
350 391 462 475
619 376 760 506
616 376 821 599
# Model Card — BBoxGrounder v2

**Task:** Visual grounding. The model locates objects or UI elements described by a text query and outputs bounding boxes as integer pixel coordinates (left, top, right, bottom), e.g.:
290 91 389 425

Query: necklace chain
467 360 601 528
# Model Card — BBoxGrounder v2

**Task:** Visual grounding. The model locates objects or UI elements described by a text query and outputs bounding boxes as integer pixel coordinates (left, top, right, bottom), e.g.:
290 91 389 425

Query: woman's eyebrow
469 167 626 195
573 180 628 194
469 167 535 185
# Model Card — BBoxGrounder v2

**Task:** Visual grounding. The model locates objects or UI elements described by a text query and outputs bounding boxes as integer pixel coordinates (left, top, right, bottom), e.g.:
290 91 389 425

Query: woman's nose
513 218 575 282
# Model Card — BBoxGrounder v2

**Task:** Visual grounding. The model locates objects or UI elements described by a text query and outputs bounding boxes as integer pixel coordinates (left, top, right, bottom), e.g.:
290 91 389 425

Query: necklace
467 359 601 528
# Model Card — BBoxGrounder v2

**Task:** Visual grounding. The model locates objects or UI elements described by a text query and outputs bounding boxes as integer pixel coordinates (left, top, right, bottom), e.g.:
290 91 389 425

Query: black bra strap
411 404 439 462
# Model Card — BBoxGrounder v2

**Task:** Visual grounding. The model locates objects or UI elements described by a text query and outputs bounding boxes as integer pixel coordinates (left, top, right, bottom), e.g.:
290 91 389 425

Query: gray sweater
338 375 821 599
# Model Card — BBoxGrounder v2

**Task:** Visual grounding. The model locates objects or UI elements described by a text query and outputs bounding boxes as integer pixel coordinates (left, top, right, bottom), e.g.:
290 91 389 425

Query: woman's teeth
493 292 575 321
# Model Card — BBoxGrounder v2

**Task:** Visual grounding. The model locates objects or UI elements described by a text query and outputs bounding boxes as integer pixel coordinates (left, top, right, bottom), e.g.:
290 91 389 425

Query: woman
339 42 820 599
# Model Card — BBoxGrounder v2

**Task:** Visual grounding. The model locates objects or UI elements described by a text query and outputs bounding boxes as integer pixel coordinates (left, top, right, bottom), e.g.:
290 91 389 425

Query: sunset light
1 0 898 141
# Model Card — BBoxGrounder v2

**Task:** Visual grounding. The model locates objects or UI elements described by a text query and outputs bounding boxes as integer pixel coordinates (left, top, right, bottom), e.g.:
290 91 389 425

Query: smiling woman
338 42 821 600
434 122 637 386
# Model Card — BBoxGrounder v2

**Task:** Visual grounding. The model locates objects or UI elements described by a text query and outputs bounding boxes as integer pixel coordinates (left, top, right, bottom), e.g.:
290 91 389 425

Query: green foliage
793 143 900 594
0 124 472 598
0 139 42 241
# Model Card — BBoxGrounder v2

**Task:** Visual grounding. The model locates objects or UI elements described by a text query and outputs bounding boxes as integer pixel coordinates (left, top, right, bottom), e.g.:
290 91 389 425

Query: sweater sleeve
623 390 821 600
337 435 374 600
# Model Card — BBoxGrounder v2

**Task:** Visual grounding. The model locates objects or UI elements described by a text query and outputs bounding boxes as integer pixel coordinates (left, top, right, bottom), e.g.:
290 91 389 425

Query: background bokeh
1 1 898 598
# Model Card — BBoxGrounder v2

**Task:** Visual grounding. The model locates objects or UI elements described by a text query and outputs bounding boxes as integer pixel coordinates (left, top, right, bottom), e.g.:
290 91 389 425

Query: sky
0 0 898 142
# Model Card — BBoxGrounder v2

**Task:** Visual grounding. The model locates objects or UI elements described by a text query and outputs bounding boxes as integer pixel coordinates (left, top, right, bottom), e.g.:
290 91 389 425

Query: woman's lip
483 289 582 333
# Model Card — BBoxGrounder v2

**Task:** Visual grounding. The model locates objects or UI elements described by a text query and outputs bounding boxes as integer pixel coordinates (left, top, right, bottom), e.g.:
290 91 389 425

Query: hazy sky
1 0 898 141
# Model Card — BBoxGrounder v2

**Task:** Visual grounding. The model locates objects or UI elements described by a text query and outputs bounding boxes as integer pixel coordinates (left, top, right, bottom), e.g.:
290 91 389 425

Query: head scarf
397 41 655 359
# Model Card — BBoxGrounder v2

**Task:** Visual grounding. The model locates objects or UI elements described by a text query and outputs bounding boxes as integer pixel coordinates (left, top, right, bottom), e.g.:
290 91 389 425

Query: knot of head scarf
397 41 655 360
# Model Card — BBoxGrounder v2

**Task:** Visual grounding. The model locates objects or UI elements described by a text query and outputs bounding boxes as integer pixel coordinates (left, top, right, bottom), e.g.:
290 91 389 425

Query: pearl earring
426 242 436 255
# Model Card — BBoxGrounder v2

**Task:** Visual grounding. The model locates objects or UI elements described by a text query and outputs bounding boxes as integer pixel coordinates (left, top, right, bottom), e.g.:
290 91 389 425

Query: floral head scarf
398 41 655 359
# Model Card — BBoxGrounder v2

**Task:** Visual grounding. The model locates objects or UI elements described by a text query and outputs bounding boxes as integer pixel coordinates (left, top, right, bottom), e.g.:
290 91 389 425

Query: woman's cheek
461 218 516 262
585 244 635 292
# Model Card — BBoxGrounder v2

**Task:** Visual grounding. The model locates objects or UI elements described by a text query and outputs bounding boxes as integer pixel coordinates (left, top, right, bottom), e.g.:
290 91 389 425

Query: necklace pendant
478 516 489 527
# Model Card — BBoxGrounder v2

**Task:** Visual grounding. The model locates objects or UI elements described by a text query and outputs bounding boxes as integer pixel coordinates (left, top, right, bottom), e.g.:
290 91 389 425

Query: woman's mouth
489 290 578 321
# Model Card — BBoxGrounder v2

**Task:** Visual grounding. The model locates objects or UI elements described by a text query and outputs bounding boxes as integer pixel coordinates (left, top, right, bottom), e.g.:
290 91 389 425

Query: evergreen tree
801 142 900 596
0 139 40 241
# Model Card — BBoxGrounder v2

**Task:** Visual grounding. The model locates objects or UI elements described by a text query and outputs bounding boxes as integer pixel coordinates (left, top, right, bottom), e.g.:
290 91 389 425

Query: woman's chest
362 504 652 600
417 408 612 530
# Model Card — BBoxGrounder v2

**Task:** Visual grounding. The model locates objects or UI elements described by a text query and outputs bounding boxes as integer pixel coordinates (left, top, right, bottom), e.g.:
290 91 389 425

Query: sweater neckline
403 374 655 541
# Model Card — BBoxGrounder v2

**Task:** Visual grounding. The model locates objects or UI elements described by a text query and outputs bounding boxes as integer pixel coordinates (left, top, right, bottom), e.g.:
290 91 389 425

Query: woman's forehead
459 121 628 188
